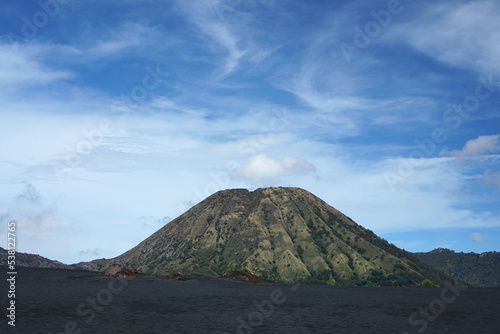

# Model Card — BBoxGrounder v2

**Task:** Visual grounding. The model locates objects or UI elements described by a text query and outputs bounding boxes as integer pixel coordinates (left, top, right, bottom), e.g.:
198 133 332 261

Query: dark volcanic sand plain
1 266 499 333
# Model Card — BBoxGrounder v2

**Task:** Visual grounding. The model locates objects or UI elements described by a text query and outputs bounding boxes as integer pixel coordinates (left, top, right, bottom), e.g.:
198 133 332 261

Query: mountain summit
85 187 455 286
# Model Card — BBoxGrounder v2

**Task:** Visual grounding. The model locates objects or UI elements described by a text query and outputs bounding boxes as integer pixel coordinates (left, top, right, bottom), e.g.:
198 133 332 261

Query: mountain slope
415 248 500 287
83 187 458 286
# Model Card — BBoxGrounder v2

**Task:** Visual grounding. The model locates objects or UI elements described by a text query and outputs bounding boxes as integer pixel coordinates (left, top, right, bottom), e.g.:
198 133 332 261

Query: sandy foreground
1 266 499 333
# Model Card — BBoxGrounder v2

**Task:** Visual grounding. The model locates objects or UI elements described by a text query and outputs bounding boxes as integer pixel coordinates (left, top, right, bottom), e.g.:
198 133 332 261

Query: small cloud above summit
232 153 315 180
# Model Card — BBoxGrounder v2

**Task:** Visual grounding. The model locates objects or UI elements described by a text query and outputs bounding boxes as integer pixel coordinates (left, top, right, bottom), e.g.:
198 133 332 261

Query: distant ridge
78 187 460 286
0 247 86 270
415 248 500 287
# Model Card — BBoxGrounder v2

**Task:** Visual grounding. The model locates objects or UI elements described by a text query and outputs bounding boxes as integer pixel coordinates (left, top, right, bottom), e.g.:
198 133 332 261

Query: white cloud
232 153 315 180
470 232 496 243
0 183 68 239
79 248 102 257
389 1 500 75
15 183 43 203
441 135 500 162
453 135 500 157
0 43 72 88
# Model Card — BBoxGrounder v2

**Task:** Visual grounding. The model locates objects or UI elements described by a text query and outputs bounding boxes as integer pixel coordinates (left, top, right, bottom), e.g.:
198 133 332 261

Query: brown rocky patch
223 270 272 283
163 272 187 281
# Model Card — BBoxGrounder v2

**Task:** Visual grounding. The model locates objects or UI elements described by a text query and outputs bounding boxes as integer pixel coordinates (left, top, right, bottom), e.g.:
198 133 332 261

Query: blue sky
1 0 499 264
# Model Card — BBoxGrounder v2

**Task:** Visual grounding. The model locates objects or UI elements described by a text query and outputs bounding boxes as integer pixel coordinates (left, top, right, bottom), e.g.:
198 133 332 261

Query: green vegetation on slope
415 248 500 287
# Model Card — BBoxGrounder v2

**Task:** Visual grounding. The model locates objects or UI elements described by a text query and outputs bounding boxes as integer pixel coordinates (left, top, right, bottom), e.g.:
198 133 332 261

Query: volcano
81 187 456 286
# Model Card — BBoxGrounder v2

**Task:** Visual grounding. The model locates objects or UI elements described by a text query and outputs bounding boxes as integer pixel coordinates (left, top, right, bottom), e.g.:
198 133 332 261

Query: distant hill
0 247 72 270
78 187 460 286
415 248 500 287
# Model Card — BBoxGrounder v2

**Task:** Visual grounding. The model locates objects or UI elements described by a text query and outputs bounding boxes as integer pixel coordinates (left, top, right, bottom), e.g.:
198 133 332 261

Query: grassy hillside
415 248 500 287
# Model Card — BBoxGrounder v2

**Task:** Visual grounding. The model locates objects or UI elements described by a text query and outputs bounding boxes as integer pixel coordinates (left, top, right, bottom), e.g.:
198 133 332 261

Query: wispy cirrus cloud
388 0 500 75
51 22 164 61
0 43 72 88
174 0 247 77
0 23 161 90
